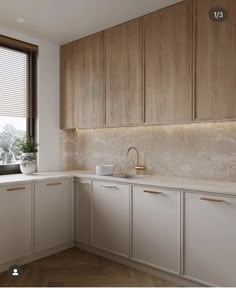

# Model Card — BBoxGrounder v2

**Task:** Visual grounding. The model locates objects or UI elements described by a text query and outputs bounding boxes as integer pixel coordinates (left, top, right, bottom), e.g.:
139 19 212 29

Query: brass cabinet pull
144 190 162 195
100 185 119 189
200 197 225 203
46 182 62 186
77 181 90 185
7 186 26 192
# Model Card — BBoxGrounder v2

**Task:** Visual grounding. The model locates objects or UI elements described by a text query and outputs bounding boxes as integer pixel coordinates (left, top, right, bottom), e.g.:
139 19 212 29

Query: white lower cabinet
76 179 91 245
132 185 180 274
0 183 33 265
92 181 130 257
2 174 236 287
35 178 70 253
184 191 236 286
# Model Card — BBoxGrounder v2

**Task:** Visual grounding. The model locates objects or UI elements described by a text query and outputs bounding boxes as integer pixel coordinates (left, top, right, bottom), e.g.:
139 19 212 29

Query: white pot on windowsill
20 153 37 175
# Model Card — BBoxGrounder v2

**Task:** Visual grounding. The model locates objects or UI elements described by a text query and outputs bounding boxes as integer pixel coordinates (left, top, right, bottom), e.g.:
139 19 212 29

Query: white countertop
0 170 236 196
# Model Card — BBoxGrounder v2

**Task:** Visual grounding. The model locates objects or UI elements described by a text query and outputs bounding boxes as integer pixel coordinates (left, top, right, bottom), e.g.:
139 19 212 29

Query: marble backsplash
60 122 236 182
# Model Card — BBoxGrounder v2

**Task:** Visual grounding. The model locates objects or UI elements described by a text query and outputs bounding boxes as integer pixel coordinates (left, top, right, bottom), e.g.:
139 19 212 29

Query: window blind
0 36 37 120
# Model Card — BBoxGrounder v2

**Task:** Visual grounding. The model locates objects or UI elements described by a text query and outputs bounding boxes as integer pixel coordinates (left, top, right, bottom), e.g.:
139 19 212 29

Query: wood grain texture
0 248 176 287
105 19 143 126
194 0 236 120
144 1 192 123
60 43 74 129
73 32 104 128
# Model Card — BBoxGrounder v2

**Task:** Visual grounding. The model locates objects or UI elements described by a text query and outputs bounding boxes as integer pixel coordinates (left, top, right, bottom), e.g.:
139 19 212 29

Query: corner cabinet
104 19 143 126
144 0 192 124
75 178 92 245
73 32 104 128
194 0 236 120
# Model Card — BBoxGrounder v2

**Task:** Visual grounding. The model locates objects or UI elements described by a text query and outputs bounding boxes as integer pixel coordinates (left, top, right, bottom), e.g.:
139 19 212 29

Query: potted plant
16 137 38 175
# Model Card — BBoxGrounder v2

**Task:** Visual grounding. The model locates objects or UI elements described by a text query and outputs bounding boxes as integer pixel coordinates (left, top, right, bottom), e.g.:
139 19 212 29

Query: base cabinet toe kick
1 176 236 287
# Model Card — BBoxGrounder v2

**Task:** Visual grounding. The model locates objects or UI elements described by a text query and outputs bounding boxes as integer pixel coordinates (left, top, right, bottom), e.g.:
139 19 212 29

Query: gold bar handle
144 190 162 195
76 181 90 185
200 197 225 203
100 185 118 189
7 187 26 192
46 182 62 186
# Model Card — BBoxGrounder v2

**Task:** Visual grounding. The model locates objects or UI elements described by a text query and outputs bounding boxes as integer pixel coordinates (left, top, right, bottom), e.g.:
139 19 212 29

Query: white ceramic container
96 165 114 176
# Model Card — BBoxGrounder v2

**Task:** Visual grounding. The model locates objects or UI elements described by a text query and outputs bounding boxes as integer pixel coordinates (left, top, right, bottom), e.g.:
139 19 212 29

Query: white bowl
96 165 114 176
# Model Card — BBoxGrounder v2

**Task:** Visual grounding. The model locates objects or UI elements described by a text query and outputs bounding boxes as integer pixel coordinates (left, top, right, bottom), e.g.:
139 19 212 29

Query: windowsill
0 164 21 175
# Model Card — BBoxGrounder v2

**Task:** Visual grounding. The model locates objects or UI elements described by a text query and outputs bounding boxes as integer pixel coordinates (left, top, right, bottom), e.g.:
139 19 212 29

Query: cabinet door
92 181 130 257
74 32 104 128
132 186 180 274
184 191 236 286
76 179 91 245
144 1 192 123
0 184 32 265
194 0 236 120
35 179 70 253
105 19 143 126
60 42 74 129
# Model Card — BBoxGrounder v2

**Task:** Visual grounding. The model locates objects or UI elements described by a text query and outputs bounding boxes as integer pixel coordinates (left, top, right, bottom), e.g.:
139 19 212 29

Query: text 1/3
209 7 228 22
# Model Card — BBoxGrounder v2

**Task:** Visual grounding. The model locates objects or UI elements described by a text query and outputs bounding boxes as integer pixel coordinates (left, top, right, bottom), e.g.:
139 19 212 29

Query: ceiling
0 0 183 45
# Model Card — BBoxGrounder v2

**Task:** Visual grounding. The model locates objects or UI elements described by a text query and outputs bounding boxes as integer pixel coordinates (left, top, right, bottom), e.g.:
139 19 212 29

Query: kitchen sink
109 173 149 179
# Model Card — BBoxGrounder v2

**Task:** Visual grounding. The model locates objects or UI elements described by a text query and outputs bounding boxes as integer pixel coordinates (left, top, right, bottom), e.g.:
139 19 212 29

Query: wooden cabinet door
60 42 74 129
144 1 192 123
76 179 91 245
35 179 70 252
194 0 236 120
0 184 33 265
74 32 104 128
184 191 236 286
105 19 143 126
92 181 130 257
132 186 180 274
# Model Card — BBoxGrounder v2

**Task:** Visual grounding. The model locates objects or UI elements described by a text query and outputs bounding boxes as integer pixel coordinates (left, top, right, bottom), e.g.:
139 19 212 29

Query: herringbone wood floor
0 248 177 287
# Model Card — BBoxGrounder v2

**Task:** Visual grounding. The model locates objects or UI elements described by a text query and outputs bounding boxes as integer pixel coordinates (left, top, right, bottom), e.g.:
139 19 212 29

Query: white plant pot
20 153 37 175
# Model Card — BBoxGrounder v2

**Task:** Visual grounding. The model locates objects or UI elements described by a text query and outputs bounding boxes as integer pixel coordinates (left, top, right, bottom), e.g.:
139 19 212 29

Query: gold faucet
127 146 145 175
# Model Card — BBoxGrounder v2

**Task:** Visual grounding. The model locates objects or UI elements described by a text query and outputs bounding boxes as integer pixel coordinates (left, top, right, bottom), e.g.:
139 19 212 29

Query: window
0 36 37 174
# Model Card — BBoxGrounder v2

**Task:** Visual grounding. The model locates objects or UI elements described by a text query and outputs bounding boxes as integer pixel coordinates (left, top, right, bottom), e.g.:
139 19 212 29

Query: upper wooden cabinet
60 42 74 129
60 0 236 129
73 32 104 128
104 19 143 126
144 0 192 124
194 0 236 120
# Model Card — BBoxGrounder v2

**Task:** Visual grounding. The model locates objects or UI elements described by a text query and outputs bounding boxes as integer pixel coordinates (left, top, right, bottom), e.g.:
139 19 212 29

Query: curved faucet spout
127 146 139 166
127 146 145 175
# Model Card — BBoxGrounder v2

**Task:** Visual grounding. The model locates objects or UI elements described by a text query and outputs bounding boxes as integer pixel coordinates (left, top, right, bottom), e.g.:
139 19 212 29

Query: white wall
0 26 60 171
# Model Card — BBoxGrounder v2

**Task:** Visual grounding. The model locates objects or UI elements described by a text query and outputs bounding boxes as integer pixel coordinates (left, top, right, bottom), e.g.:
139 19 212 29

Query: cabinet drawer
184 191 236 286
132 185 180 274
